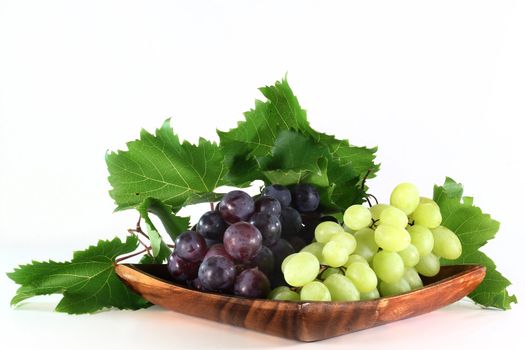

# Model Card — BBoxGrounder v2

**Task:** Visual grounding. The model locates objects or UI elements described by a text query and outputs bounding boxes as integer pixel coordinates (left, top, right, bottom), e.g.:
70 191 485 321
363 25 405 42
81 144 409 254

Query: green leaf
7 236 150 314
138 198 190 242
433 177 517 310
106 120 228 211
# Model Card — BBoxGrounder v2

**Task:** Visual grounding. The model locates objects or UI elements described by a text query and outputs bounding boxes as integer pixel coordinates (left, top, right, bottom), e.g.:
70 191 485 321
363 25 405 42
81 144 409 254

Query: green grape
403 267 423 290
315 221 344 243
343 205 372 230
343 224 356 234
272 290 300 301
390 183 420 215
431 226 462 259
323 274 360 301
360 288 380 300
329 232 357 254
374 224 411 252
407 225 434 256
379 279 411 297
300 242 325 262
372 251 405 283
283 252 320 287
370 204 390 221
415 253 440 277
354 228 379 262
345 254 369 267
320 267 343 280
281 253 297 272
345 262 378 293
300 281 331 301
379 206 408 228
268 286 291 299
411 197 442 229
398 244 420 267
322 241 350 267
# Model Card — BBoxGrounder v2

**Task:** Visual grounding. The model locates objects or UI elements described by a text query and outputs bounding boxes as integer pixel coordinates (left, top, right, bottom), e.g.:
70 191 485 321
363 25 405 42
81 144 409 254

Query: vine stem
115 248 149 263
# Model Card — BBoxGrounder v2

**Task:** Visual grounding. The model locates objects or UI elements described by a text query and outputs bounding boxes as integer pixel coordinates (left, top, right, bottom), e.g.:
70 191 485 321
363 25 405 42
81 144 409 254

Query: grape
398 244 420 267
300 281 331 301
354 228 379 262
411 197 442 229
320 267 343 280
262 185 292 207
175 231 208 262
280 207 303 237
345 262 378 293
251 245 274 276
254 196 282 217
269 238 296 268
167 253 200 281
329 232 357 254
322 241 350 267
390 183 420 215
379 279 411 297
204 238 220 248
300 211 322 225
379 206 408 228
323 274 360 301
280 253 297 271
283 252 320 287
344 205 372 230
234 268 271 298
291 184 320 212
372 251 405 283
319 216 339 223
345 254 369 267
407 225 434 256
218 190 255 224
188 277 206 291
197 211 228 241
223 222 263 263
268 286 291 299
370 204 389 221
288 235 307 252
268 286 300 301
300 242 325 262
248 212 282 246
374 224 411 252
198 256 236 291
431 226 462 259
415 253 440 277
403 267 423 290
314 221 344 243
360 288 380 300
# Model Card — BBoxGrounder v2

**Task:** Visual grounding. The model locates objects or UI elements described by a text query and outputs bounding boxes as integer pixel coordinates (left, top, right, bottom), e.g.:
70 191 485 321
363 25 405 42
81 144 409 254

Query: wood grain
115 264 485 342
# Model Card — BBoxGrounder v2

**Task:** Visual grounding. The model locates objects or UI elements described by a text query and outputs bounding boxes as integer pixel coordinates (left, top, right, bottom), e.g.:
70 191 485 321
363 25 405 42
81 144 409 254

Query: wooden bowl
115 263 485 342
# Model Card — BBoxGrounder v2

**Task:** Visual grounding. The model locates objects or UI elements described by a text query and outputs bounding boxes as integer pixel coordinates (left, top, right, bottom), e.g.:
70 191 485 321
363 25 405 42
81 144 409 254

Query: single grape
262 185 292 207
411 197 442 229
291 184 320 212
372 251 405 283
354 228 379 262
198 255 236 291
248 212 282 247
300 242 325 262
270 289 300 301
323 274 360 301
250 245 275 276
268 286 291 299
343 205 372 230
218 190 255 224
345 254 369 267
204 243 232 260
280 207 303 237
288 235 307 252
298 222 316 243
379 278 411 297
374 224 411 252
415 253 440 277
431 226 462 259
197 211 228 241
360 288 380 300
175 231 208 262
329 232 357 254
269 238 296 268
280 252 297 272
322 241 350 267
403 267 424 290
254 196 282 217
223 222 263 263
315 221 344 243
398 244 420 267
283 252 320 287
188 277 207 291
407 225 434 256
379 206 408 228
345 262 378 293
370 204 390 221
390 183 420 215
320 267 343 280
300 281 331 301
234 268 271 298
167 252 200 281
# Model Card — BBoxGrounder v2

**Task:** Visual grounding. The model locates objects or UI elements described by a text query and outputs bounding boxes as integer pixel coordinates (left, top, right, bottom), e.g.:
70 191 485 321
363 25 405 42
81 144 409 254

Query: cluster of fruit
270 183 463 301
167 184 326 298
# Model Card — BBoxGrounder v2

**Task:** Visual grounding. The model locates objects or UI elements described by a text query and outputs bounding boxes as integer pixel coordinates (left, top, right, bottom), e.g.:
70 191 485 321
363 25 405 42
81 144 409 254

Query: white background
1 0 524 349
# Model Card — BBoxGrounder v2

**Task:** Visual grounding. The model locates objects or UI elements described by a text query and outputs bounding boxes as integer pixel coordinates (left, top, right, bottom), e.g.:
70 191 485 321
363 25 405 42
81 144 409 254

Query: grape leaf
7 236 150 314
434 177 517 310
106 120 228 211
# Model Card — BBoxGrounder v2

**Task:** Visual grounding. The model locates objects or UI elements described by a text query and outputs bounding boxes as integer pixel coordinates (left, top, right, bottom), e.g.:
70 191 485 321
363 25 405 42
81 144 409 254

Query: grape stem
115 248 149 263
210 202 214 211
127 229 153 256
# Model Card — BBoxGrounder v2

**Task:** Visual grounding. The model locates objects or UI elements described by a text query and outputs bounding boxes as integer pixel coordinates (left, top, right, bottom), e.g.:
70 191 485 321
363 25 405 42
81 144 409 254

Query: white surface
0 0 524 349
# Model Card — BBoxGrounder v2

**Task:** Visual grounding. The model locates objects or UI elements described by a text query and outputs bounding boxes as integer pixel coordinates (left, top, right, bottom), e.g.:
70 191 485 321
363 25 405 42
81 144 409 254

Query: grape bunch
269 182 463 302
167 184 326 299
